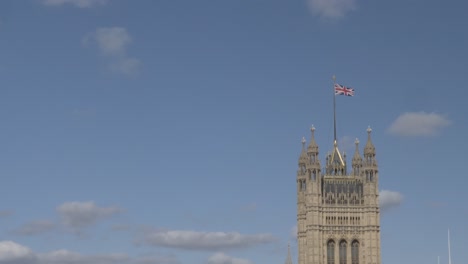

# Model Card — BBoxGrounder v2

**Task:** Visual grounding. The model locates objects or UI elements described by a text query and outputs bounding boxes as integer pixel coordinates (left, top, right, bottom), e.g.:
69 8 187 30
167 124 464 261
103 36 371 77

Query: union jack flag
334 83 355 96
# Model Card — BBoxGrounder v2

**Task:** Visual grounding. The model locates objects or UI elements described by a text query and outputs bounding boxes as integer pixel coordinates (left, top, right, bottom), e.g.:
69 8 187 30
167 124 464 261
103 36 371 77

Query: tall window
352 240 359 264
327 240 335 264
339 240 347 264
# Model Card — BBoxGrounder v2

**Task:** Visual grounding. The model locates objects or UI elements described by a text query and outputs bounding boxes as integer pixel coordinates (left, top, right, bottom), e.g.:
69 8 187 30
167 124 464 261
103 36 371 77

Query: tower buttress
307 125 321 198
297 137 307 264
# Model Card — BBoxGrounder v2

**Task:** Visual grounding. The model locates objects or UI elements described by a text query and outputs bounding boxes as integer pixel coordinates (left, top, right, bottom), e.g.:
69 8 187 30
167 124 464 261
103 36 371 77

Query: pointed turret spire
299 137 308 162
353 138 362 163
307 125 319 154
352 138 363 176
285 243 293 264
298 137 308 175
364 126 375 156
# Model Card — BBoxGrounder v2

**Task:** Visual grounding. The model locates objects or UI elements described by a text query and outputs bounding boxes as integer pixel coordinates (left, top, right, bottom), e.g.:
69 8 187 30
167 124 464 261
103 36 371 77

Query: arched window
327 240 335 264
339 240 347 264
352 240 359 264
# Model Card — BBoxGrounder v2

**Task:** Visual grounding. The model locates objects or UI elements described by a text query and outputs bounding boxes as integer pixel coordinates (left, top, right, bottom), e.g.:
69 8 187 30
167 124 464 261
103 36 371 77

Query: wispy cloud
43 0 107 8
307 0 356 19
0 210 13 217
207 252 253 264
138 229 276 251
388 112 450 136
57 201 122 231
379 190 403 212
0 240 179 264
83 27 141 76
12 220 56 236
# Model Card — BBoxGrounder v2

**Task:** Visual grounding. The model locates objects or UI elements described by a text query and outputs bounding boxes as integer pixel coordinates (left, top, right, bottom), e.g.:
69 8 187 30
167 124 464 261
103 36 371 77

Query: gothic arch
339 240 347 264
327 239 335 264
351 240 359 264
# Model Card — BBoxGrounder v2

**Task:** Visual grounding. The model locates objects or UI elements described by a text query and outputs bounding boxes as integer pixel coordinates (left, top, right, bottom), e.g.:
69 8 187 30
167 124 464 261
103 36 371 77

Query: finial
310 124 315 133
333 140 337 147
367 126 372 134
355 138 360 146
302 137 306 148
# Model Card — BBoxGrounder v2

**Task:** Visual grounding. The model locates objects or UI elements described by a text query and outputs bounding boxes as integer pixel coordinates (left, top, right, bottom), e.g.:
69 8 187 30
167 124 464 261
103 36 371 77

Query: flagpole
332 75 337 143
448 229 452 264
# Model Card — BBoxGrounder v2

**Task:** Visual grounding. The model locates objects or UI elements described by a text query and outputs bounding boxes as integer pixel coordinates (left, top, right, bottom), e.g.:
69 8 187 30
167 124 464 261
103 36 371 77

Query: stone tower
296 126 381 264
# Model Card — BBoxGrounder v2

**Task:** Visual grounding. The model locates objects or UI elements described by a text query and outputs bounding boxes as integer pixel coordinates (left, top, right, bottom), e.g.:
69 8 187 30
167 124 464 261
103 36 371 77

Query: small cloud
307 0 356 19
139 230 276 251
43 0 107 8
388 112 451 137
57 201 122 231
92 27 132 56
12 220 56 236
207 252 253 264
0 210 13 217
83 27 141 76
379 190 403 212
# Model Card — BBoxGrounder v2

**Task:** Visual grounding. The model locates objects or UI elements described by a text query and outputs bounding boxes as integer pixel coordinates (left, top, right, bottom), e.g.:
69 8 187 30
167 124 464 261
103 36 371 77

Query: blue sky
0 0 467 263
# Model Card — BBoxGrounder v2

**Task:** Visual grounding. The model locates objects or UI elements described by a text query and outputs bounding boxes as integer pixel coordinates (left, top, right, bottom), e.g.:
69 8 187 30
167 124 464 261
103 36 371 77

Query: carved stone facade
297 126 381 264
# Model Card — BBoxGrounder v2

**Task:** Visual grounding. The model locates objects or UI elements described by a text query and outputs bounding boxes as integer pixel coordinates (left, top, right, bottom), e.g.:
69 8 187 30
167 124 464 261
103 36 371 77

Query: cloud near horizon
208 252 253 264
0 240 179 264
43 0 107 8
388 112 450 136
139 230 276 251
307 0 357 18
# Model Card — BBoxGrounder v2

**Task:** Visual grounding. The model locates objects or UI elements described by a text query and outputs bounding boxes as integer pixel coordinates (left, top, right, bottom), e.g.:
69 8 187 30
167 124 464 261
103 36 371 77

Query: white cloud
0 241 37 263
207 253 253 264
83 27 141 76
139 230 275 251
13 220 56 236
379 190 403 212
0 241 178 264
38 250 129 264
57 201 122 229
388 112 450 136
307 0 356 18
43 0 107 8
92 27 132 56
